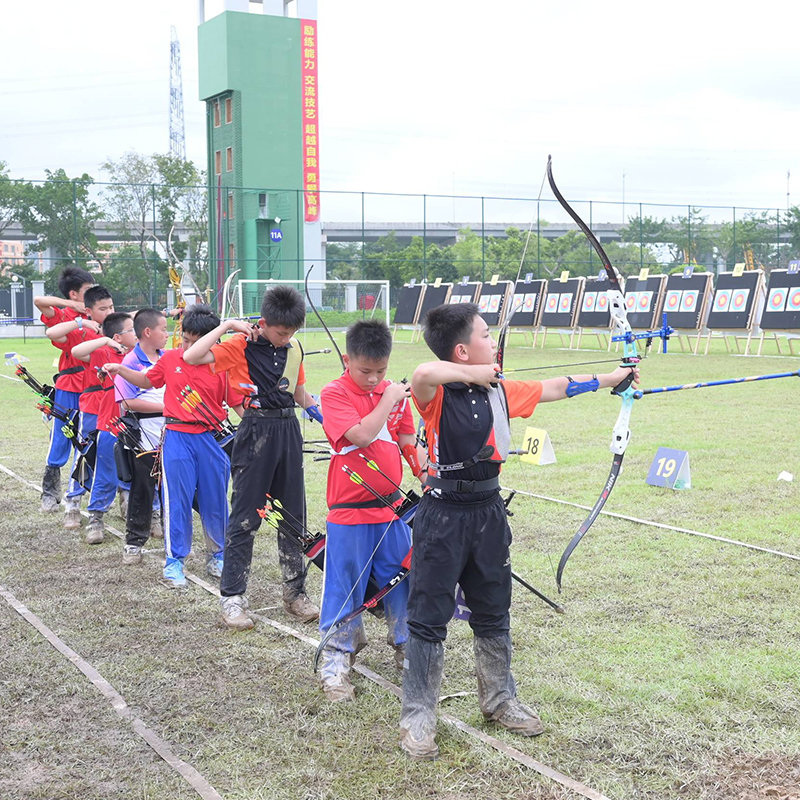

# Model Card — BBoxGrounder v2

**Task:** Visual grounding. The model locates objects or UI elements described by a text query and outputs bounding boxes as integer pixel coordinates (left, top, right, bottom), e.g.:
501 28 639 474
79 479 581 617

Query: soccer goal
235 278 391 330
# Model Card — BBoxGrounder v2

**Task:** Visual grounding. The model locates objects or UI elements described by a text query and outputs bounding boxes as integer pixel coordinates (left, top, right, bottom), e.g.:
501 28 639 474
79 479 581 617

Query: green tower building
198 0 322 296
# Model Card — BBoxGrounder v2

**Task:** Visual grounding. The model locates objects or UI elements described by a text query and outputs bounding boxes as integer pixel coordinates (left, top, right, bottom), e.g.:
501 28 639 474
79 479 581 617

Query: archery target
625 292 638 311
767 287 787 312
489 295 501 313
546 293 559 313
638 291 653 311
559 293 573 312
511 293 524 312
596 294 609 311
665 290 681 312
582 291 597 312
477 295 490 313
448 294 461 304
731 288 749 312
524 293 536 311
713 289 732 313
679 290 698 313
787 286 800 311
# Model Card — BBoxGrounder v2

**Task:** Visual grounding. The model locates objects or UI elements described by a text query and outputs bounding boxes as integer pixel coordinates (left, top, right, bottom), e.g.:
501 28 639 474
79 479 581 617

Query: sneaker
117 488 129 520
85 511 105 545
489 698 544 737
220 594 254 631
400 728 439 760
122 544 143 565
149 509 163 539
206 553 224 578
64 498 82 530
162 558 187 589
318 648 356 703
283 592 320 623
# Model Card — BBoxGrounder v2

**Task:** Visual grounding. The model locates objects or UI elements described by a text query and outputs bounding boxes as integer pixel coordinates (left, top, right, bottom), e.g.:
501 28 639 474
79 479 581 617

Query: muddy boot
63 496 82 530
474 633 544 737
41 465 61 513
318 647 356 702
387 630 405 671
149 508 163 539
85 511 105 545
283 586 320 623
399 636 444 760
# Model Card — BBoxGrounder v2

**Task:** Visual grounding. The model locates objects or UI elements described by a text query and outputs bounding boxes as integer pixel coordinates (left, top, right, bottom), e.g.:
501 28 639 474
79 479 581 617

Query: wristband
401 443 423 478
76 317 83 331
306 404 323 424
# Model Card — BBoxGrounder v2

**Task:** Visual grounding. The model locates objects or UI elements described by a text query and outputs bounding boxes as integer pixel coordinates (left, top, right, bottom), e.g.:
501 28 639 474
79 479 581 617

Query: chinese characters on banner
301 20 320 222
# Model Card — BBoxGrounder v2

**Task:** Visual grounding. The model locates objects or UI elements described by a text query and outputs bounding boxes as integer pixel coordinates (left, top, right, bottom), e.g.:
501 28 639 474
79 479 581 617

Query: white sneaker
220 595 254 630
122 544 143 565
64 498 82 530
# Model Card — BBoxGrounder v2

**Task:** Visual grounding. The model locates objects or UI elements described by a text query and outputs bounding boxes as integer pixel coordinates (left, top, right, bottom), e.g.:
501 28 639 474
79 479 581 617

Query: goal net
233 278 391 330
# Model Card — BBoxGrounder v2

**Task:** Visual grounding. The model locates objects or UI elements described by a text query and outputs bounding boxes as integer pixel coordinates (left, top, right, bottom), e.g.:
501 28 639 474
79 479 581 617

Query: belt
164 417 209 428
243 407 296 419
425 475 500 494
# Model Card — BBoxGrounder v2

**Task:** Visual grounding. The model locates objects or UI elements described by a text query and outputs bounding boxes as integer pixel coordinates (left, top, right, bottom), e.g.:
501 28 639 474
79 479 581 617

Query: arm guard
401 442 423 478
565 374 599 398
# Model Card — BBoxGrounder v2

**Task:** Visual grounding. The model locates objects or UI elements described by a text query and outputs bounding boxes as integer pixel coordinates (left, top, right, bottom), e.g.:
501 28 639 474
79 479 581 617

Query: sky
3 0 800 224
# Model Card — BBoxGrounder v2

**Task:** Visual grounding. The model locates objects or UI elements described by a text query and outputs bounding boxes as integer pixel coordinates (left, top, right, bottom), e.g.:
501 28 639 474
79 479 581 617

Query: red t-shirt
50 325 98 394
321 371 415 525
90 345 126 432
146 348 243 434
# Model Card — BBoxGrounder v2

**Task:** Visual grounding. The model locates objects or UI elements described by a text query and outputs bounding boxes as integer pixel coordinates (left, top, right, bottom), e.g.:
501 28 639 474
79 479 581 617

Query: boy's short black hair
182 303 220 337
422 303 480 361
345 319 392 361
102 312 131 338
83 285 112 308
133 308 166 339
261 285 305 330
58 267 94 298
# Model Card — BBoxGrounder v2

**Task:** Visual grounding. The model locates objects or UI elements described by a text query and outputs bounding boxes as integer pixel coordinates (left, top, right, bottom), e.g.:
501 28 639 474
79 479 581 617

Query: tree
0 161 25 239
100 152 208 298
14 169 104 270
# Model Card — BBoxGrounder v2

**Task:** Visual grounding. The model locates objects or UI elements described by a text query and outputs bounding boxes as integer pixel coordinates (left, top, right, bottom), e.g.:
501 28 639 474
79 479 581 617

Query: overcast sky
3 0 800 222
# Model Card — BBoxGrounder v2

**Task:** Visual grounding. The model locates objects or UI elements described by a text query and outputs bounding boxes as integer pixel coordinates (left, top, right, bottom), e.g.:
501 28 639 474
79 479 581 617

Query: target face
512 293 524 312
731 288 749 311
679 290 698 313
787 286 800 311
449 294 461 304
713 289 732 312
477 295 490 313
596 294 609 311
546 293 559 312
559 293 573 312
524 293 536 311
767 287 787 312
638 291 653 311
582 291 597 312
665 290 681 311
625 292 638 311
488 295 500 313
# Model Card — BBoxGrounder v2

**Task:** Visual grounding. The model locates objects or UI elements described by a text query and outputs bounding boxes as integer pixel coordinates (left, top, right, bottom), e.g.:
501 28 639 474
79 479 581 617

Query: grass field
1 330 799 800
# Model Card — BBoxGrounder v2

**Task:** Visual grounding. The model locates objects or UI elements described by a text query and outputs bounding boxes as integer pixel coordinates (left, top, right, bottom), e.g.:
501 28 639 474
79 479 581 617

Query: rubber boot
399 636 444 760
318 647 355 702
41 465 61 512
63 496 82 530
473 633 544 736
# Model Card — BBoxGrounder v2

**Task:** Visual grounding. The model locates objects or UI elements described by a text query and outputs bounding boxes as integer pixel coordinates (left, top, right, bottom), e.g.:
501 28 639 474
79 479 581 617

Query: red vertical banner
301 19 320 222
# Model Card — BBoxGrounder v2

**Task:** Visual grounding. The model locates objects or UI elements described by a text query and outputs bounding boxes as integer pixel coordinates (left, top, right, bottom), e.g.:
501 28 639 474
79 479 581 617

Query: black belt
243 407 295 418
425 475 500 494
330 489 402 510
164 417 210 427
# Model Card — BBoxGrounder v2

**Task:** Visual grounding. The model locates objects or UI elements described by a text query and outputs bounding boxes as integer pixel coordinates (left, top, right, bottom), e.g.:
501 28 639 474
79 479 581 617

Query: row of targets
394 266 800 335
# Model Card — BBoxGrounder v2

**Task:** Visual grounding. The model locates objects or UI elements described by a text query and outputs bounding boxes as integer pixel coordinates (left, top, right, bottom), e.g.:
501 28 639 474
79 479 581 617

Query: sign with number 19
646 446 691 490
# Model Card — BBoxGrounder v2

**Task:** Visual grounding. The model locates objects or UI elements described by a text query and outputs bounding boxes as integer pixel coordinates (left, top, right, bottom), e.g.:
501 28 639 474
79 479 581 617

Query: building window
227 192 234 219
214 150 221 175
213 100 221 127
226 147 233 172
225 97 232 123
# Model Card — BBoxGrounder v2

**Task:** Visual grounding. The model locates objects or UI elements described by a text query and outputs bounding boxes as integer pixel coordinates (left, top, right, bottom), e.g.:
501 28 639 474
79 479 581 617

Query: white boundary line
0 461 612 800
504 485 800 562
